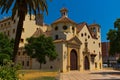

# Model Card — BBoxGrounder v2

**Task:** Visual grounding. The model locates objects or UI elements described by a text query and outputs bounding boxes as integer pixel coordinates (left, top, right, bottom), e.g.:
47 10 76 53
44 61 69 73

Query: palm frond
0 0 14 14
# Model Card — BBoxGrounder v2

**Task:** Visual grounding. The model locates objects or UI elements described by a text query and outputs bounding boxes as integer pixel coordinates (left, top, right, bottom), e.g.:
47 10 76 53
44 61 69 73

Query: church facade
0 8 102 72
49 8 102 72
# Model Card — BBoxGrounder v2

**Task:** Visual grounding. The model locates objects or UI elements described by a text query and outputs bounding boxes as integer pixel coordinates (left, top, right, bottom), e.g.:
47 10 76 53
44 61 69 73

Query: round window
63 25 67 30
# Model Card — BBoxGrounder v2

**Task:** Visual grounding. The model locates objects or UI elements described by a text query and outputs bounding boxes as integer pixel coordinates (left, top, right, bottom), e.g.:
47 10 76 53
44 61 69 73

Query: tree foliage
107 18 120 55
25 35 57 68
0 33 14 64
0 60 21 80
0 33 21 79
0 0 49 61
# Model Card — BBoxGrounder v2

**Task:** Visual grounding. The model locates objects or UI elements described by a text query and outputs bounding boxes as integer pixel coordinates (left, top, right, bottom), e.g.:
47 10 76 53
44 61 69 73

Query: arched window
72 27 75 33
55 35 59 40
93 27 96 32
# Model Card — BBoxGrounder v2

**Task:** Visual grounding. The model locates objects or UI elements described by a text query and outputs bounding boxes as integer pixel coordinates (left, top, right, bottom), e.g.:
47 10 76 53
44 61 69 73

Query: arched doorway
84 56 90 70
70 50 78 70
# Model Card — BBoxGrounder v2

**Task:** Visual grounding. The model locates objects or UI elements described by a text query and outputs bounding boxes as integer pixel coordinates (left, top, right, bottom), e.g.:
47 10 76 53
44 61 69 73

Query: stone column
67 47 70 71
78 48 81 71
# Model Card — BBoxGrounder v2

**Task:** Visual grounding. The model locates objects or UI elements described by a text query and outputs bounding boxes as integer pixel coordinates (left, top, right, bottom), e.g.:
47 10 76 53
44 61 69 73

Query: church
0 8 102 72
30 8 102 72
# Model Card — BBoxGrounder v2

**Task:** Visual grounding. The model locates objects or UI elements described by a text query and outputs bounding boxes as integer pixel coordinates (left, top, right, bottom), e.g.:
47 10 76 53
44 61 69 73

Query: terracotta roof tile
53 39 66 43
0 17 11 23
32 28 52 37
77 22 87 33
77 22 98 39
32 28 44 37
44 31 51 37
51 16 77 25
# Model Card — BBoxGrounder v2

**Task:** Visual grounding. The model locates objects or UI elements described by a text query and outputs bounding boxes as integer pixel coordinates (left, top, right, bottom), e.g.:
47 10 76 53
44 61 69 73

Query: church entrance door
70 50 78 70
84 56 90 70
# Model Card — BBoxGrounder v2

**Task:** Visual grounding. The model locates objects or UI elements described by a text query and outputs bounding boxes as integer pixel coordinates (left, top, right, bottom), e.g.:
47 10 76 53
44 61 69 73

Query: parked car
113 64 120 70
103 64 108 67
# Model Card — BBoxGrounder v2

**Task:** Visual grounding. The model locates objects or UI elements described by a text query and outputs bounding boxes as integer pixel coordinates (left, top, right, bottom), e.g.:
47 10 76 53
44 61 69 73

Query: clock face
63 25 67 30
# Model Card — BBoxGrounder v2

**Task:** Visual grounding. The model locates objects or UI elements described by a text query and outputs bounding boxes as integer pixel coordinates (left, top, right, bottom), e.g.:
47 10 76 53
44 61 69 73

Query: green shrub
0 54 10 65
0 60 21 80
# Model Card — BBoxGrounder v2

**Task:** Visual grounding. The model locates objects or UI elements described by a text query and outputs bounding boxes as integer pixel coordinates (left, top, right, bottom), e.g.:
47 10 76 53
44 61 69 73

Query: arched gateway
70 50 78 70
84 56 90 70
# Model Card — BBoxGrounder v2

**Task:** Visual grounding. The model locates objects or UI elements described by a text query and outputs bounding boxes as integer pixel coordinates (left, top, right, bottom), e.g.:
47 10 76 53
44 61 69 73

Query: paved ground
58 70 120 80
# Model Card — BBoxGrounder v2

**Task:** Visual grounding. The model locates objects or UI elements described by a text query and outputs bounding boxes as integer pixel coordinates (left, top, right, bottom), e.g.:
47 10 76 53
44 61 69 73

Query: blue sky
44 0 120 42
1 0 120 42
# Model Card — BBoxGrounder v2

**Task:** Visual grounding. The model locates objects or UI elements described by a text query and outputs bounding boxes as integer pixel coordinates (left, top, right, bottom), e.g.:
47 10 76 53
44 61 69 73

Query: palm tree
0 0 48 62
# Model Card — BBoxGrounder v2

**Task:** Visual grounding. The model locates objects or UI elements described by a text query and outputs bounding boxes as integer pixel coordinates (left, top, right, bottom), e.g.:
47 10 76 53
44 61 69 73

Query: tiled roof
32 28 44 37
51 16 77 25
45 31 51 37
0 17 11 23
53 39 66 43
77 22 98 39
89 23 100 28
32 28 51 37
77 22 87 33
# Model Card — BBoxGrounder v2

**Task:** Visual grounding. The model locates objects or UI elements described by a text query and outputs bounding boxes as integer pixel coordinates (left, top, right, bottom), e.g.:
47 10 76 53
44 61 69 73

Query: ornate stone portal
66 36 81 71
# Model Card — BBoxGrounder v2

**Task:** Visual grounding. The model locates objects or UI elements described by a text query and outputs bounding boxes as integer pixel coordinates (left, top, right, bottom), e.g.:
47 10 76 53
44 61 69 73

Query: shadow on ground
90 71 120 76
91 71 120 80
92 79 120 80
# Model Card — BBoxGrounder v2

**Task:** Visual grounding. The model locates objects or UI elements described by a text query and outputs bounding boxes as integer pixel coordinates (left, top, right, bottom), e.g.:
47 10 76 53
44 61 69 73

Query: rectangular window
99 43 101 48
14 20 16 23
1 24 3 27
20 39 24 43
8 22 10 25
27 61 29 66
22 28 24 32
8 31 10 36
13 29 15 33
23 51 26 55
18 52 20 56
4 23 6 26
22 61 24 66
55 35 58 40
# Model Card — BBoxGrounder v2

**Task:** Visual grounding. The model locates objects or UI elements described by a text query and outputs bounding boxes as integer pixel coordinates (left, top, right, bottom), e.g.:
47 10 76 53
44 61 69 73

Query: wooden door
84 56 90 70
70 50 77 70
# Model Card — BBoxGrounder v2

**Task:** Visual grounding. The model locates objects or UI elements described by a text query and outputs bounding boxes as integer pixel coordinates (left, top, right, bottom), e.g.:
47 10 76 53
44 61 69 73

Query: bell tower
35 14 43 26
51 8 77 40
89 24 100 39
60 8 68 17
